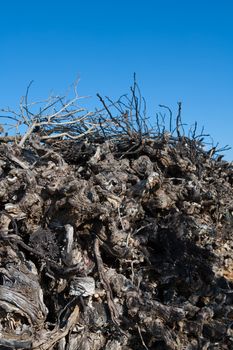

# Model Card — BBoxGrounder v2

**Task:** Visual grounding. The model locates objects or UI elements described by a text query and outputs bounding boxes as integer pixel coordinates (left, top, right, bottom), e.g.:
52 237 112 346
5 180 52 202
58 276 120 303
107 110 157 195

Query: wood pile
0 131 233 349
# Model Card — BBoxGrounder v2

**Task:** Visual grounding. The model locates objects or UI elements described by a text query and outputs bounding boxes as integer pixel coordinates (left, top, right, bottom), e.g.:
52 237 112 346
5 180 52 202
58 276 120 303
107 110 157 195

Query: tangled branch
0 76 231 159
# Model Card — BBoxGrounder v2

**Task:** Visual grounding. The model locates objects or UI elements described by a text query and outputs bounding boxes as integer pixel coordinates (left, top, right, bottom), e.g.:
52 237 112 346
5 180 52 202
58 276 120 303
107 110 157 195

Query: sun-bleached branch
0 80 98 146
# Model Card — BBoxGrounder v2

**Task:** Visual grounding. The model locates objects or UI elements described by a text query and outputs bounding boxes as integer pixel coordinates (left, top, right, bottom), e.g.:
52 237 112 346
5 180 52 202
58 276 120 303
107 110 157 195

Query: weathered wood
0 133 233 349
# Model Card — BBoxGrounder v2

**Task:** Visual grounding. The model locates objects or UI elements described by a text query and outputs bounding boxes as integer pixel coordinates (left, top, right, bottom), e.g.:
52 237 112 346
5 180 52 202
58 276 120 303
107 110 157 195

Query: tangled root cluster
0 129 232 350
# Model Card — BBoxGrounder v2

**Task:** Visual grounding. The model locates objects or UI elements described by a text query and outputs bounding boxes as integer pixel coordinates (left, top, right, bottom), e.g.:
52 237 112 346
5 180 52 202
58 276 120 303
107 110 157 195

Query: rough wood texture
0 133 233 349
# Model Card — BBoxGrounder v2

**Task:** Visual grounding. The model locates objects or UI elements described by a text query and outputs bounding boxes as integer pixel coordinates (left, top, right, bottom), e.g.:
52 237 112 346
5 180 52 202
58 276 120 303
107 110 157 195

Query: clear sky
1 1 233 160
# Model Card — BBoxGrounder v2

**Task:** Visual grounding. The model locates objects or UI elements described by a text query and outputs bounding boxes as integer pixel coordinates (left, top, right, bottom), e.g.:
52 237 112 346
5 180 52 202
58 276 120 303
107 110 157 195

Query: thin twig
137 324 149 350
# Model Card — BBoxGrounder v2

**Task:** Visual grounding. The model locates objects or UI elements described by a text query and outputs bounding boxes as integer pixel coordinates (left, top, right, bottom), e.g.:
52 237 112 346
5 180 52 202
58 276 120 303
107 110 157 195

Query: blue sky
1 1 233 159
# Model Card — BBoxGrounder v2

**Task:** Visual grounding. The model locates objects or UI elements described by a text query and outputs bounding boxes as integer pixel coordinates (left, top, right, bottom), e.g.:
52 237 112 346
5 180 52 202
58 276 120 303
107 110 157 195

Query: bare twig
159 104 173 133
176 102 182 139
94 237 120 325
137 324 149 350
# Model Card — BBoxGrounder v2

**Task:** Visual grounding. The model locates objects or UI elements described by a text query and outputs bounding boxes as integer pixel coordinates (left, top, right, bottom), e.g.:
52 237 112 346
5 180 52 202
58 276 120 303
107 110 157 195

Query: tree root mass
0 134 233 350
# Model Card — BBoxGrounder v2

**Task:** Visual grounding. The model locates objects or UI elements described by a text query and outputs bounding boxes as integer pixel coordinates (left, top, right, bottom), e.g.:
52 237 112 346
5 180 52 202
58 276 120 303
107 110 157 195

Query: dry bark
0 133 233 349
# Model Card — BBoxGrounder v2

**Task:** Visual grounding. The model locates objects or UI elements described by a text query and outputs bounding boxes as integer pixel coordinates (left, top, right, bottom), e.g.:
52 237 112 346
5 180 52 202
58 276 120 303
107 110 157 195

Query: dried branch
159 104 173 132
176 102 182 139
0 77 230 159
